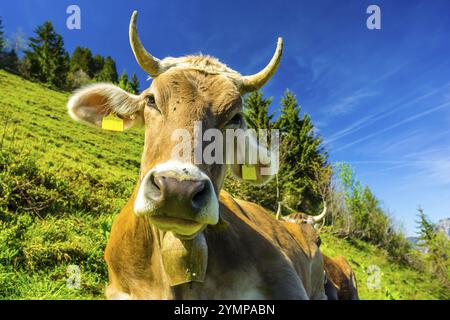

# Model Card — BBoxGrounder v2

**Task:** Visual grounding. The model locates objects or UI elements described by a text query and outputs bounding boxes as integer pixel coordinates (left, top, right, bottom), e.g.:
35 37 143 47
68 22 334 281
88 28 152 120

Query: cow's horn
129 11 162 77
312 202 327 223
240 37 283 93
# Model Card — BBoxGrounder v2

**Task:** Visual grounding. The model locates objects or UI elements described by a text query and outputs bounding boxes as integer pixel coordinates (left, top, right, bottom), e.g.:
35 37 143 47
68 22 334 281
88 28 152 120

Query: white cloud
325 82 450 145
323 89 377 116
332 100 450 153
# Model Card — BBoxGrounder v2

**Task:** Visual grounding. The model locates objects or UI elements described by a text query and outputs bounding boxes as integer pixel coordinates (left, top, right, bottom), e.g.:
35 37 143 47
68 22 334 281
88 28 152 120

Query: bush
330 163 412 263
0 147 122 220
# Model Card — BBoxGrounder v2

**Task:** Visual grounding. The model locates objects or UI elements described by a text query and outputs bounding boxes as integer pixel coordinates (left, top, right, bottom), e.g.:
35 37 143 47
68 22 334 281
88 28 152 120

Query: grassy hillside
320 232 449 299
0 70 446 299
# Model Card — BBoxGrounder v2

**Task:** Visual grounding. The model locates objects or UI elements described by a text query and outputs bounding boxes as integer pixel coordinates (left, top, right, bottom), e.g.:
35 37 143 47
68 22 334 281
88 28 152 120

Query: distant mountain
436 218 450 239
407 237 419 246
408 218 450 249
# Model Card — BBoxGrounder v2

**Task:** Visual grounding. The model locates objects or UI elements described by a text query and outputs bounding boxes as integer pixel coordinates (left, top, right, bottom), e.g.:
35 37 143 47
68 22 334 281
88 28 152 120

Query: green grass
320 231 448 300
0 69 139 299
0 70 447 299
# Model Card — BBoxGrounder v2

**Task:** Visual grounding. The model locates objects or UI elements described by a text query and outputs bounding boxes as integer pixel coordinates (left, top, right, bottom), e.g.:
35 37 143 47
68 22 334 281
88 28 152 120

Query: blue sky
1 0 449 235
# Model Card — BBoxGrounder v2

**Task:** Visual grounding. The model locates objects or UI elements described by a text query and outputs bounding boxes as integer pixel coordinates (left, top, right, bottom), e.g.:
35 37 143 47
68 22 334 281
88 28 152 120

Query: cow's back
218 191 326 299
323 255 359 300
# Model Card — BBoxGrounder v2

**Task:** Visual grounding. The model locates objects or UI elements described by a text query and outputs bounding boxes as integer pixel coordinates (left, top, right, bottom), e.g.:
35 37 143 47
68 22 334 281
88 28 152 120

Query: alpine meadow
1 2 449 300
0 69 448 299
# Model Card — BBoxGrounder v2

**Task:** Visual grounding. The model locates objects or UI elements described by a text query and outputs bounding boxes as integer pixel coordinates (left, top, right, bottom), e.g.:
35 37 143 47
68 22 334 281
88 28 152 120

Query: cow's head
68 11 282 239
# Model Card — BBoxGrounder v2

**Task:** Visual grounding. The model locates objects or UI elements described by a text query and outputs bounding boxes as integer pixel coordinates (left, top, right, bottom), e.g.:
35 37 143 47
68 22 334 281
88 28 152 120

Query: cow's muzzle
134 162 219 238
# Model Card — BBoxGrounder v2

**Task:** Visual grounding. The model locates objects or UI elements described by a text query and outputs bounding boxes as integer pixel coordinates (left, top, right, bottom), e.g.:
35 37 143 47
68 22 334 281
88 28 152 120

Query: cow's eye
146 95 156 108
225 113 243 128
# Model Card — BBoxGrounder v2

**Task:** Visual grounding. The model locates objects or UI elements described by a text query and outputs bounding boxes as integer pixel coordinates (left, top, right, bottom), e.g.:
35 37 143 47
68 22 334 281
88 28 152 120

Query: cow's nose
149 174 210 219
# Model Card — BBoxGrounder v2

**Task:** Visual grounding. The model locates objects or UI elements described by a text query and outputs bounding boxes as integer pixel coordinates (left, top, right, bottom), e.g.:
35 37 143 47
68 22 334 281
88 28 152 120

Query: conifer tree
130 72 140 94
92 54 105 76
274 90 327 213
417 207 436 246
416 208 450 285
23 21 69 88
0 17 4 53
95 56 118 83
1 50 19 71
224 89 329 214
70 46 94 77
0 17 18 72
243 91 274 132
118 70 133 93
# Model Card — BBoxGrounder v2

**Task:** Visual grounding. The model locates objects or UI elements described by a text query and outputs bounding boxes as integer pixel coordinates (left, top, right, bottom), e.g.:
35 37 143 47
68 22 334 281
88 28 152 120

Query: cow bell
161 231 208 286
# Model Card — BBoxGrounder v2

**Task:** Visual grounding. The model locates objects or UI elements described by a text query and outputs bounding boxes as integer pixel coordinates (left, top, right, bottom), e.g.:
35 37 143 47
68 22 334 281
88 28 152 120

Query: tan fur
105 190 327 299
281 213 359 300
323 255 359 300
69 52 327 300
158 55 243 79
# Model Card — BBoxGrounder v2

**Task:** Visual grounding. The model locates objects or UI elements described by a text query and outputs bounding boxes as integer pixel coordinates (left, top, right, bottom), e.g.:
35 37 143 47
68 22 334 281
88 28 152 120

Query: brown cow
323 255 359 300
281 204 359 300
283 202 327 230
68 11 327 300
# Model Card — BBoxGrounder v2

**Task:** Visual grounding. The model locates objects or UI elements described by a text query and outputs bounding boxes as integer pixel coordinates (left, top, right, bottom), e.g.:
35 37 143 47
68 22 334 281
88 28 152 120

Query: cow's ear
68 83 144 130
229 135 277 185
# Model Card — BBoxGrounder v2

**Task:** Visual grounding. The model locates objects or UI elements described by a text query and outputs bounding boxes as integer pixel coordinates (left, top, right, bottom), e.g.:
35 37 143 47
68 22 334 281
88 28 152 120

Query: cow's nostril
148 174 163 201
154 175 169 190
151 175 160 190
191 181 209 209
147 173 211 217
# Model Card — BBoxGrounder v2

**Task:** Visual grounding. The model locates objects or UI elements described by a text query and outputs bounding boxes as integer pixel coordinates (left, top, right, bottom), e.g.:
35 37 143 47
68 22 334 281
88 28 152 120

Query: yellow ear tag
242 164 257 181
102 113 124 132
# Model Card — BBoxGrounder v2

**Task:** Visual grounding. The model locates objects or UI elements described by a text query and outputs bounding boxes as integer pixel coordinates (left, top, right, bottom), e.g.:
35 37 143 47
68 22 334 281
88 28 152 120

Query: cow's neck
125 212 210 298
116 210 171 298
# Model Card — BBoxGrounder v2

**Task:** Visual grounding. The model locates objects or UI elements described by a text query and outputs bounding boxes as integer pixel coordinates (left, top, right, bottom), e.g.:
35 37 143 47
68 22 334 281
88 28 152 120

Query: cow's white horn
240 37 283 93
129 11 162 77
313 202 327 223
